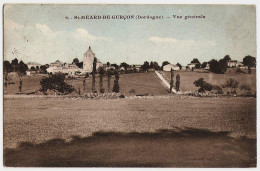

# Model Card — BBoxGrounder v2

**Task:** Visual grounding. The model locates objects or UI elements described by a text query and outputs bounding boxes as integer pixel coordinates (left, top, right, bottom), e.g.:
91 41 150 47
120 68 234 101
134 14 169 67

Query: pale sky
3 4 256 66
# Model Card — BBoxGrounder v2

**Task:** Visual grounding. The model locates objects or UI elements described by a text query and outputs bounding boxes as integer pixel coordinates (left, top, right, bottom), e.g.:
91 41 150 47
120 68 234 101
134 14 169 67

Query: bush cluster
40 73 74 94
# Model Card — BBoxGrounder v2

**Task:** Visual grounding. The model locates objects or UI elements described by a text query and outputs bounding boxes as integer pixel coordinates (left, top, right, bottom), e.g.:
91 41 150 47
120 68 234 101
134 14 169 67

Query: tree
169 69 174 93
113 69 120 93
11 58 18 66
176 74 180 92
120 62 129 70
201 62 208 68
209 58 227 74
73 58 79 64
218 59 228 73
195 63 201 69
111 63 119 70
222 78 239 94
11 58 19 72
4 72 8 93
107 69 112 93
243 55 256 74
99 67 105 93
223 55 231 62
176 63 182 70
153 62 160 70
77 62 83 68
83 73 89 96
149 61 154 68
30 66 36 71
19 77 23 94
162 61 170 68
3 60 13 73
40 65 47 74
83 78 86 96
92 57 97 93
193 78 213 92
191 58 200 64
18 60 28 75
40 73 74 95
141 61 150 72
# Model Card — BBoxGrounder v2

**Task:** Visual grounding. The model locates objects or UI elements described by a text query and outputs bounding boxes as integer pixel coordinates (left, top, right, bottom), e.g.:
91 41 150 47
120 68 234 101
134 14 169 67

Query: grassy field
163 69 256 92
5 72 168 96
4 97 256 167
5 69 256 95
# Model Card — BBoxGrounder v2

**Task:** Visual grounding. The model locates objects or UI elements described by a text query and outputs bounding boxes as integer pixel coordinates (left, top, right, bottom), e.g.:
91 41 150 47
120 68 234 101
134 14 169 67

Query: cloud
4 19 22 31
149 36 196 44
4 20 113 64
149 37 177 43
75 27 112 41
35 24 51 33
148 36 216 47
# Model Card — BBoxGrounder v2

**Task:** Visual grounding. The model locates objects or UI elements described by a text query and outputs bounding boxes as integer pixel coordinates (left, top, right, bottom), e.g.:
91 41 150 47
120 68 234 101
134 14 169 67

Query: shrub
193 78 213 92
40 73 74 95
212 85 223 94
240 84 251 95
129 89 136 94
240 84 251 92
222 78 239 94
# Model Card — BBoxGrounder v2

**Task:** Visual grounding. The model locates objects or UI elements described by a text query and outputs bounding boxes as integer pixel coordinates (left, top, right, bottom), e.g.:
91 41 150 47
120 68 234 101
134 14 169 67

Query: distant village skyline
4 5 256 66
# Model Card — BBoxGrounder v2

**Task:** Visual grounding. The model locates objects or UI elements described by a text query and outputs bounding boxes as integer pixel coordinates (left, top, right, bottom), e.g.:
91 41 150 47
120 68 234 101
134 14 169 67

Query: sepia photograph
2 3 257 167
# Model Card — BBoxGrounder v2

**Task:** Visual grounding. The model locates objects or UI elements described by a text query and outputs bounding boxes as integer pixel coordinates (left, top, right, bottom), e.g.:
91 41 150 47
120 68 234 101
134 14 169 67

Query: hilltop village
22 46 249 77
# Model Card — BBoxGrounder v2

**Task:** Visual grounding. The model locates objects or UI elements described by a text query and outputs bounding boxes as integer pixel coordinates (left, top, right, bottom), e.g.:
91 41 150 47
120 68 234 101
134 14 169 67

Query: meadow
4 97 256 167
5 69 256 96
5 72 168 96
3 69 256 167
163 68 256 93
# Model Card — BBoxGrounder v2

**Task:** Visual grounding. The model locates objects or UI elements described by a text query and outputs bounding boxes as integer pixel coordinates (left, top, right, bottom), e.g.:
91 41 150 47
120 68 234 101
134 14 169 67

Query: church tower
83 46 95 72
83 46 103 73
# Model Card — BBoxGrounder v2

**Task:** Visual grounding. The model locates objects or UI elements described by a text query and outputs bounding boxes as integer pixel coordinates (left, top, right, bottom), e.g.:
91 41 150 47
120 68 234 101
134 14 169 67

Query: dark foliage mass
209 58 227 74
243 55 256 74
40 73 74 94
222 78 239 94
193 78 213 92
4 58 28 75
113 70 120 93
141 61 150 72
3 61 13 73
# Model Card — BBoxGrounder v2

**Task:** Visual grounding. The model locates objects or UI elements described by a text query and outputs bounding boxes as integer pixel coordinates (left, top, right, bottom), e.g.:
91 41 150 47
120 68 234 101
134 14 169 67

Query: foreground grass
3 97 256 167
4 127 256 167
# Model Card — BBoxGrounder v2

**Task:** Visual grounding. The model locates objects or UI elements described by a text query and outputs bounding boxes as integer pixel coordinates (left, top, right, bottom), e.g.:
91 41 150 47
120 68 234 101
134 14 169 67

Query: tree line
189 55 256 74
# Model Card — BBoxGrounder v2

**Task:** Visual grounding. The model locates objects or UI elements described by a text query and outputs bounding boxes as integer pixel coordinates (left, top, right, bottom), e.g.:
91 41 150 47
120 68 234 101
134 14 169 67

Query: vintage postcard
3 4 256 167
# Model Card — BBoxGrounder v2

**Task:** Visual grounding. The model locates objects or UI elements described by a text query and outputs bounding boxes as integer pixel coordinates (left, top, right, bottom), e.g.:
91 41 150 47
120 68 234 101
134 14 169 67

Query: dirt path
155 71 177 93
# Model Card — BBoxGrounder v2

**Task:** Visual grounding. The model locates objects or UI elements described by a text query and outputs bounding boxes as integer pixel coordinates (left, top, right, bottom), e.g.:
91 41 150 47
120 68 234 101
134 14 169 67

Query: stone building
163 64 180 71
83 46 103 73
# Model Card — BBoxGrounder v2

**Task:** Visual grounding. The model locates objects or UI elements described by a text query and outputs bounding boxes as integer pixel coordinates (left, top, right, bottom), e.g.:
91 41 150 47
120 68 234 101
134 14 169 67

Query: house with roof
27 62 41 69
227 60 244 68
163 64 180 71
